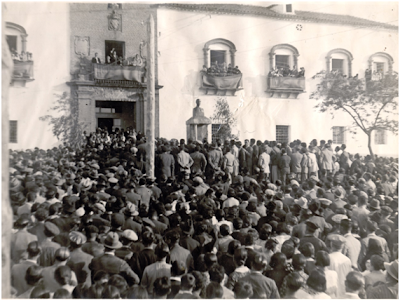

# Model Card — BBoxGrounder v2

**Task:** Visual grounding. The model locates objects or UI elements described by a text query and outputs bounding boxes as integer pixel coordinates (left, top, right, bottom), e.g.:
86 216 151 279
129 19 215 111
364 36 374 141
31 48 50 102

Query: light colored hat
69 231 87 245
93 203 106 213
384 260 399 281
104 232 122 249
108 177 118 184
331 214 348 224
121 229 138 241
125 202 139 216
319 198 332 206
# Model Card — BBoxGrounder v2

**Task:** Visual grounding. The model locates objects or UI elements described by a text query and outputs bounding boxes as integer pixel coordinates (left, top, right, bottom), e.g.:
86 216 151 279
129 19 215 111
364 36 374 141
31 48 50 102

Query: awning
94 64 144 82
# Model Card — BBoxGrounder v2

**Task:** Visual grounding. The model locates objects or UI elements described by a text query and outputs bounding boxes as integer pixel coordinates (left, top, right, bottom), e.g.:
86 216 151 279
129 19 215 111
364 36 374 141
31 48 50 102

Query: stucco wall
5 2 70 150
157 8 398 156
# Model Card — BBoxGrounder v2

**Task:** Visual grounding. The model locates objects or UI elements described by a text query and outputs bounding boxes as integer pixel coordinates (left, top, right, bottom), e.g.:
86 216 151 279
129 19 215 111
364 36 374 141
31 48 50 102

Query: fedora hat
369 199 381 211
124 203 139 216
103 232 122 249
384 260 398 281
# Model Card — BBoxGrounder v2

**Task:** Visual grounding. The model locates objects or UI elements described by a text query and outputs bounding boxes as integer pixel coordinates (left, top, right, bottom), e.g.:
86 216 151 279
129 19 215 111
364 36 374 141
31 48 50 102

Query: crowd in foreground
8 127 399 299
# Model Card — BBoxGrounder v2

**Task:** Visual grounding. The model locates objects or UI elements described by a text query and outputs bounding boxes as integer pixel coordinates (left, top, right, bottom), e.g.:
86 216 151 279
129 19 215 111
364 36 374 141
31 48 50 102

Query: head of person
315 250 330 268
370 254 385 271
126 286 148 299
234 281 253 299
181 273 196 291
25 265 43 286
205 282 223 299
251 253 269 272
155 241 170 260
299 242 315 259
153 276 171 298
27 241 41 259
53 288 71 299
292 253 306 271
269 252 287 270
286 272 306 295
54 265 72 286
192 270 208 294
233 247 247 267
345 271 365 294
307 269 327 292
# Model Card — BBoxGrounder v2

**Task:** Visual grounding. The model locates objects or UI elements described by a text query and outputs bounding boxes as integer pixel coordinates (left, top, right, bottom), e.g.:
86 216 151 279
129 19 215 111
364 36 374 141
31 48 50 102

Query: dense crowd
8 127 399 299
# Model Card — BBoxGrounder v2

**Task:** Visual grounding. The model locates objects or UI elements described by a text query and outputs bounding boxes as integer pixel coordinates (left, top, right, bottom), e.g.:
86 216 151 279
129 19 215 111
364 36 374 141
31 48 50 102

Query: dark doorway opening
98 118 114 133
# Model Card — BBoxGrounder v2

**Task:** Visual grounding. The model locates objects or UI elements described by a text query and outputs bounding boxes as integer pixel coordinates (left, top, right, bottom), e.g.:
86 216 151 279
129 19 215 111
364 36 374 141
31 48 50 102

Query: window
332 59 344 74
6 35 17 52
286 4 293 12
374 62 385 73
96 101 122 113
10 120 17 143
210 50 226 66
108 3 122 9
212 124 223 143
105 40 125 62
375 129 387 145
203 39 236 68
276 125 289 144
332 126 345 144
275 55 290 69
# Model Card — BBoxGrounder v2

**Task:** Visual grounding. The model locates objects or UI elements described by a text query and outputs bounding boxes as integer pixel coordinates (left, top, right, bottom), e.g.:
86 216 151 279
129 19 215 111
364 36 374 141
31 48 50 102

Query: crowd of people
202 61 241 77
268 65 305 78
8 127 399 299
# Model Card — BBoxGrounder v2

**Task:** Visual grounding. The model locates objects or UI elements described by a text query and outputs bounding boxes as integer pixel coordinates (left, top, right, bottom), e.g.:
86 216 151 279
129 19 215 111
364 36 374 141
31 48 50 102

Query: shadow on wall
244 74 268 97
181 69 202 98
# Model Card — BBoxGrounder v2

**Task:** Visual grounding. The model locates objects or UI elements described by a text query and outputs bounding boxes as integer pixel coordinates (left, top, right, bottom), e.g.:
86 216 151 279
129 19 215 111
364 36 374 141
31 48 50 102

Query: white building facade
157 3 398 156
4 2 398 157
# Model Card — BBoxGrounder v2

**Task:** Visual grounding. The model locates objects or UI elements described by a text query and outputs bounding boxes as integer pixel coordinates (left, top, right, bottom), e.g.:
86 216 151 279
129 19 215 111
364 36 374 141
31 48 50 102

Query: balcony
267 76 306 98
200 72 243 96
93 64 145 88
11 60 34 87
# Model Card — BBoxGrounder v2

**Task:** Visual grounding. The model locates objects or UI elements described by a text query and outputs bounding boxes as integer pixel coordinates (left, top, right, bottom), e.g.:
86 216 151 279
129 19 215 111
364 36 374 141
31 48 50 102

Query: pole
145 14 155 178
2 5 13 297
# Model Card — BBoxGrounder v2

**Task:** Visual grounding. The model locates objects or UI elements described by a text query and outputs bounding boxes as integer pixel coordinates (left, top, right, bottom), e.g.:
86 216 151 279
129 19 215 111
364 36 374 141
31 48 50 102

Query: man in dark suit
135 178 154 209
92 53 101 64
290 148 303 181
89 232 139 285
157 146 175 179
241 253 280 298
279 149 291 185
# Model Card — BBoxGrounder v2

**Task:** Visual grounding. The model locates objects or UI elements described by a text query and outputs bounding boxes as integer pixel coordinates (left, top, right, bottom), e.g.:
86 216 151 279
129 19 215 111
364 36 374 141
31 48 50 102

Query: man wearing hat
11 216 38 263
67 231 93 287
299 220 328 253
135 177 154 210
366 260 398 299
89 232 139 284
38 222 61 267
379 206 395 230
157 145 175 179
328 234 352 298
122 203 142 234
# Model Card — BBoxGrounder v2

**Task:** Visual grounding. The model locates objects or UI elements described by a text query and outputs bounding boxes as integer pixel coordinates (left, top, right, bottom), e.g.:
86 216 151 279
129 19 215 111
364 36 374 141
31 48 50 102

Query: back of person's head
259 223 272 240
244 232 255 246
34 208 48 222
220 224 230 237
153 276 171 297
233 247 248 266
55 247 70 262
93 270 109 284
54 265 72 286
265 238 279 251
281 240 295 260
155 241 169 259
142 231 155 246
251 253 268 271
53 288 71 299
103 285 122 299
108 274 128 295
206 282 223 299
171 260 187 276
215 209 225 221
227 239 241 255
208 264 225 283
370 254 385 271
181 273 196 291
270 252 287 269
25 265 43 286
30 286 51 299
232 217 243 230
299 242 315 258
292 253 306 270
286 272 305 293
345 271 365 292
27 241 41 258
234 281 253 299
307 269 327 292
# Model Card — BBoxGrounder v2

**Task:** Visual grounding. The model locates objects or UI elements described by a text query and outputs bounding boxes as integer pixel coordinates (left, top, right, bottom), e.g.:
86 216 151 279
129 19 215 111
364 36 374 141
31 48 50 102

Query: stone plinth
186 115 211 142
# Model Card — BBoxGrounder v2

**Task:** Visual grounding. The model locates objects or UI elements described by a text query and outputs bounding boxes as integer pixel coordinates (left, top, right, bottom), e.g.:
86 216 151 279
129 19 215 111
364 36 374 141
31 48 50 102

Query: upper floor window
10 121 18 143
367 52 394 81
5 22 31 60
203 38 236 69
332 126 346 144
105 40 125 64
286 4 293 13
276 125 290 144
108 3 122 9
326 48 353 77
269 44 300 76
375 129 387 145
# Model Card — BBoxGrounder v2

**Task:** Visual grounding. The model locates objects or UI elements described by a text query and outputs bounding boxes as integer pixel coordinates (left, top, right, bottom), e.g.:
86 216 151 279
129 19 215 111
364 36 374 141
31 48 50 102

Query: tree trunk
367 133 375 159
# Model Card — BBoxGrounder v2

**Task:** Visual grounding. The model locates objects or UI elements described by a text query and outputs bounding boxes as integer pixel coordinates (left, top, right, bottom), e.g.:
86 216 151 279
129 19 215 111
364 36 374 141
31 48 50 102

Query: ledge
200 72 243 96
266 76 306 98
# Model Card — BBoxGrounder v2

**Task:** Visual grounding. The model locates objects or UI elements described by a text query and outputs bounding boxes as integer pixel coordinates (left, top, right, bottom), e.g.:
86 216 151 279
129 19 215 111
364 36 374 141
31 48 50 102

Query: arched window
269 44 300 72
326 48 353 77
368 52 394 75
203 38 236 69
5 22 28 54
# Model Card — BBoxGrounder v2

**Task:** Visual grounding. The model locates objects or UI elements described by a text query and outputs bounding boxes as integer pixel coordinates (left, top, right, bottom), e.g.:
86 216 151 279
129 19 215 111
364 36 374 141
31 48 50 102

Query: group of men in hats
8 127 399 299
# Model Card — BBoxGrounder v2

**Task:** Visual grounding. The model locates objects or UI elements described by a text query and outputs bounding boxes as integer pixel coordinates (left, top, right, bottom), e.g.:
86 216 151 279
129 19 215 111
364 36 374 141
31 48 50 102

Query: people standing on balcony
91 53 101 64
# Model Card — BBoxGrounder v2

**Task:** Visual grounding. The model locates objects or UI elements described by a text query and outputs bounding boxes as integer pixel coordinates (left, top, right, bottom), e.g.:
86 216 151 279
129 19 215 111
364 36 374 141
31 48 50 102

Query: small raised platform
266 77 306 98
200 72 243 96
